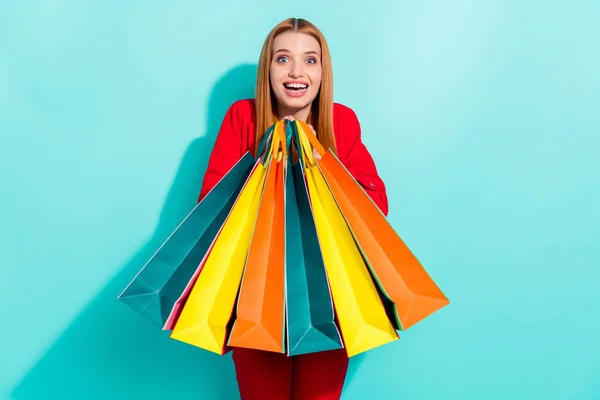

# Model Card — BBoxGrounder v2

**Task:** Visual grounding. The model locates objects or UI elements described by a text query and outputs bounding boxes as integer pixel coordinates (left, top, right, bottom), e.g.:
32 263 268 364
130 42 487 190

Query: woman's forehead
273 31 321 55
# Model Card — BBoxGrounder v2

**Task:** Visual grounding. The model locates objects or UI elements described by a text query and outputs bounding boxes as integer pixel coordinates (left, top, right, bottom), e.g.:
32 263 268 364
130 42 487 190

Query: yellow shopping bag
295 124 399 357
170 122 285 354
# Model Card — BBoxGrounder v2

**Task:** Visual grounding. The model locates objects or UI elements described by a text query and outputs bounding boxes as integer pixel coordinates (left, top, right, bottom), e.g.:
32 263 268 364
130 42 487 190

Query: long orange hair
255 18 337 156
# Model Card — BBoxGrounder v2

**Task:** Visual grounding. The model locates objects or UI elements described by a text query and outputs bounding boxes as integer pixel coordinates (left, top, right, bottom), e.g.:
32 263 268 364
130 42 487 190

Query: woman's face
270 31 322 116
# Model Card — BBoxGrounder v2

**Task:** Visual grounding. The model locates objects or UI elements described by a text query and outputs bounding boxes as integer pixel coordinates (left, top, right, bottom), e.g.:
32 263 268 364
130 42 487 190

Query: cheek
310 70 323 91
270 65 284 88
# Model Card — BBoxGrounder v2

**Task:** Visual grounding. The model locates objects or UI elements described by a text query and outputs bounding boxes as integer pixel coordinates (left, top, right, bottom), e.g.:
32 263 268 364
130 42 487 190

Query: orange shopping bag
296 120 449 330
227 121 287 353
294 122 398 357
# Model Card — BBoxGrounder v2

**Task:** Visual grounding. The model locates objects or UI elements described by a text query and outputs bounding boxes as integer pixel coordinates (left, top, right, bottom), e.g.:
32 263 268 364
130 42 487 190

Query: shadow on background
11 62 367 400
11 64 258 400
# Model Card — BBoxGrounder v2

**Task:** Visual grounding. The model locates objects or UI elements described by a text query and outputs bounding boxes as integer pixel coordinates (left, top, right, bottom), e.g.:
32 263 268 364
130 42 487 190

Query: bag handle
257 120 289 165
294 121 319 167
274 119 288 160
256 124 275 161
285 119 305 166
288 120 315 170
295 120 325 158
265 121 281 165
269 120 288 164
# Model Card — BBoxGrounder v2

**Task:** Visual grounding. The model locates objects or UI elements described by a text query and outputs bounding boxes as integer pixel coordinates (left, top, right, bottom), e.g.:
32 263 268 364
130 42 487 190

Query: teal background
1 1 599 399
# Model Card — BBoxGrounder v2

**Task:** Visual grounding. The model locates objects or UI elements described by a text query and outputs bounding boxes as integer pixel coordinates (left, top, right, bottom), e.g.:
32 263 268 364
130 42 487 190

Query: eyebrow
273 48 320 56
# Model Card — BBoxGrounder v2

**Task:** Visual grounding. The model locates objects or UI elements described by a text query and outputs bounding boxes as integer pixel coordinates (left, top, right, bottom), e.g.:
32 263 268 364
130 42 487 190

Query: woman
198 18 389 400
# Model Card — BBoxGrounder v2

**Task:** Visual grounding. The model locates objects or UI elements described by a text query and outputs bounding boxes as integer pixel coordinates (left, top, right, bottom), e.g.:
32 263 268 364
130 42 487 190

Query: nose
288 59 304 78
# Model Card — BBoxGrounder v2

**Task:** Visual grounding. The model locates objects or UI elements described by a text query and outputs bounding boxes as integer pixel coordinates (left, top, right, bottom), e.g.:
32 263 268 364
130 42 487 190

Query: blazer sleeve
197 102 244 202
339 108 389 216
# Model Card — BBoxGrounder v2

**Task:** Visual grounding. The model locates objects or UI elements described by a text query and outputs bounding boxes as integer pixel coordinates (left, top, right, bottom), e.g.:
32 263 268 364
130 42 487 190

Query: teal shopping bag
117 153 255 327
285 121 343 356
118 127 277 328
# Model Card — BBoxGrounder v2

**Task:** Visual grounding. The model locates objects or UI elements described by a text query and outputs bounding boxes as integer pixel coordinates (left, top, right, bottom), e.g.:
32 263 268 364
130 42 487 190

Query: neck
276 103 312 122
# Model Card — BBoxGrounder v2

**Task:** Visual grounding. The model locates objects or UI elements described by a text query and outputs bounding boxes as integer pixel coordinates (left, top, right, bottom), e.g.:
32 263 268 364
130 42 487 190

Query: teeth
285 83 308 89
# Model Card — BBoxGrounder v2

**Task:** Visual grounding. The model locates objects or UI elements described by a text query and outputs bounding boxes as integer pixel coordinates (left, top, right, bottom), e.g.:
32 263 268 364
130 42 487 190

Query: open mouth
283 82 309 93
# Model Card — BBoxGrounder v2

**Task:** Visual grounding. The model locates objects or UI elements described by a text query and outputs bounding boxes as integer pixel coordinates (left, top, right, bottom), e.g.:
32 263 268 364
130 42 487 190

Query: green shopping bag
285 121 343 356
118 128 275 328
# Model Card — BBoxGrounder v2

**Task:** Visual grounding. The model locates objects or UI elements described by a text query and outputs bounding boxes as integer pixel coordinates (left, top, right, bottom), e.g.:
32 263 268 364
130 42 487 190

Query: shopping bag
293 122 398 357
169 122 284 355
117 152 255 328
284 122 343 356
227 121 287 353
296 121 449 330
162 126 279 331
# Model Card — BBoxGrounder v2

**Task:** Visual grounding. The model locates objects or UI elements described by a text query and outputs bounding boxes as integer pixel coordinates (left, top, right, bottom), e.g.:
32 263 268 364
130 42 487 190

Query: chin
282 96 315 110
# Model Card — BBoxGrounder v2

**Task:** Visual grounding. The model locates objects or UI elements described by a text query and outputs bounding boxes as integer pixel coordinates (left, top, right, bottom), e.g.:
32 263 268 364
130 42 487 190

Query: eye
306 57 317 64
276 55 289 63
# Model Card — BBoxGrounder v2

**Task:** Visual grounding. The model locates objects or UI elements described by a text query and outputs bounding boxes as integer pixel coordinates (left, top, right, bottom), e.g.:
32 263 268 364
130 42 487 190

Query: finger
313 147 322 160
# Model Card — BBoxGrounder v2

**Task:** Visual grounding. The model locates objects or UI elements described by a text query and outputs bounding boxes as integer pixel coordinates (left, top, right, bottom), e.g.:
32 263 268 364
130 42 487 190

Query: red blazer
198 98 389 216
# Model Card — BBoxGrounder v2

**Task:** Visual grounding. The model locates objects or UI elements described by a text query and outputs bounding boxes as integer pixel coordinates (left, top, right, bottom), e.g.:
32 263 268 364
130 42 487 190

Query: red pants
232 347 349 400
